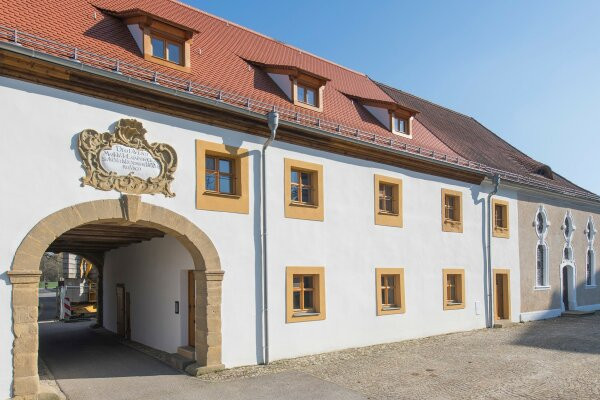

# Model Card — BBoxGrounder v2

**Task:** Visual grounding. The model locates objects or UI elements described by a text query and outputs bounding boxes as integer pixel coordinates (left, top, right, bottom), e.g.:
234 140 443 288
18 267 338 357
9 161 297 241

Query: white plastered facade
0 76 522 398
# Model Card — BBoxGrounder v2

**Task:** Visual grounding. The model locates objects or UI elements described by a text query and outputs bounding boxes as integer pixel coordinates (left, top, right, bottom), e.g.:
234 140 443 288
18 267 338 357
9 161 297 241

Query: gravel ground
198 314 600 400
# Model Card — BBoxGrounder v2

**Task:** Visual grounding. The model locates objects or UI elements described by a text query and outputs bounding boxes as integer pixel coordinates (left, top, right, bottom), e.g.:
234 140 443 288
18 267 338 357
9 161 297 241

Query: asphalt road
38 310 364 400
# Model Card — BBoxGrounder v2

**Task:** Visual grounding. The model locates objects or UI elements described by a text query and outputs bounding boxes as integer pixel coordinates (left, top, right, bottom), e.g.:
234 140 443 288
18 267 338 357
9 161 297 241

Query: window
586 218 596 287
297 84 317 107
374 175 403 227
389 112 412 137
150 36 182 64
286 267 325 323
379 184 395 214
441 189 463 233
196 140 249 214
492 199 509 238
290 169 314 205
284 159 324 221
375 268 405 315
536 244 548 287
587 249 595 287
443 269 465 310
205 156 235 195
392 115 408 134
292 78 324 112
147 34 186 68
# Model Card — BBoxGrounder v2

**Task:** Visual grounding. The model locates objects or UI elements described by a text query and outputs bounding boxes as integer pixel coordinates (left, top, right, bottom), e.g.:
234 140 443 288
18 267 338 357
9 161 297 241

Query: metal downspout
486 175 501 328
261 111 279 364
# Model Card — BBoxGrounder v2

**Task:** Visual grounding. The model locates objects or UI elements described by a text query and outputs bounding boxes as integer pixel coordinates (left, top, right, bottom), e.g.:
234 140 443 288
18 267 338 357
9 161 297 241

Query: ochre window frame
284 158 324 221
196 139 249 214
443 268 465 310
375 268 406 316
441 188 463 233
492 199 510 238
374 175 403 228
286 267 326 323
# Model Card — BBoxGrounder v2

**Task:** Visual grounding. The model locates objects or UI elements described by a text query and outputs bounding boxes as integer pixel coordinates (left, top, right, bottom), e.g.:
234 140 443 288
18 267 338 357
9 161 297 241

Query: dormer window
101 8 197 73
150 36 183 65
392 114 408 135
355 96 417 139
248 61 328 112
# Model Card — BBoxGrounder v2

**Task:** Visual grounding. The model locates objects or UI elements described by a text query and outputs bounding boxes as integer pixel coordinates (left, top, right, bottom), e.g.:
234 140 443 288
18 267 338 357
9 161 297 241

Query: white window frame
585 217 597 288
533 206 550 289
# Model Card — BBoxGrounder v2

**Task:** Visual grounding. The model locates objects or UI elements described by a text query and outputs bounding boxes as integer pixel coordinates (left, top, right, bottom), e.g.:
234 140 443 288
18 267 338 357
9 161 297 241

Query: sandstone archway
8 195 224 398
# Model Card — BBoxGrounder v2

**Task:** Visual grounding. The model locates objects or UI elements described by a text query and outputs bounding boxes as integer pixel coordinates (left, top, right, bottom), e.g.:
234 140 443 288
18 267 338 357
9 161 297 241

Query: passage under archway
9 196 224 399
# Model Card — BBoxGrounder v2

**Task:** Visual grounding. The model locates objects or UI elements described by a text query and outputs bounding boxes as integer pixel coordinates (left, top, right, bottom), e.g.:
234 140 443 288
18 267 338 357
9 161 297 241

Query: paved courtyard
40 310 600 399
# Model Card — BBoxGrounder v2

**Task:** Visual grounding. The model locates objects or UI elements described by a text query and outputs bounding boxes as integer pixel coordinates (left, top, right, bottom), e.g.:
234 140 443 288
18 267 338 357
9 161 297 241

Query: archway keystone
9 196 224 399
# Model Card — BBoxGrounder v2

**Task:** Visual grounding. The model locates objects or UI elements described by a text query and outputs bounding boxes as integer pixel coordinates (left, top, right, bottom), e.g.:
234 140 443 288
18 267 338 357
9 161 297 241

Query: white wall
364 104 389 128
267 73 292 99
0 76 522 397
103 235 193 354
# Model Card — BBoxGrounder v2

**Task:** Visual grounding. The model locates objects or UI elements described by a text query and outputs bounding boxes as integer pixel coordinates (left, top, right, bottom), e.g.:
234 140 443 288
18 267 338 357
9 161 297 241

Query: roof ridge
374 80 474 119
164 0 369 78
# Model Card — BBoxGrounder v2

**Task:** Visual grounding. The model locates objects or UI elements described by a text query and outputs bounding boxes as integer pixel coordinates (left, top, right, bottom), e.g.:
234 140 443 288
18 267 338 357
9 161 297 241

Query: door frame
188 270 195 347
493 269 511 321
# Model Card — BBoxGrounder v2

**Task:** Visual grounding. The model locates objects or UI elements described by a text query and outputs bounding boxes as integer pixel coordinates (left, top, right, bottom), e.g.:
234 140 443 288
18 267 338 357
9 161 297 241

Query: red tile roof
375 82 594 196
0 0 596 199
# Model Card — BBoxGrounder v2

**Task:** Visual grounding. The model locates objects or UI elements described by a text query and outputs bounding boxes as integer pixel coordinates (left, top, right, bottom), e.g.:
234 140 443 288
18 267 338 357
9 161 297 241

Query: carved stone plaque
78 119 177 197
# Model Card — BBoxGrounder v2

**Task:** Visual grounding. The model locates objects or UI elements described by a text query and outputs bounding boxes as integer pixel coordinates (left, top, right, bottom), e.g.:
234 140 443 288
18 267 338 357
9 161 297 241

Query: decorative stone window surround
375 268 406 316
533 205 550 289
585 217 597 288
441 188 463 233
374 174 403 228
196 139 249 214
492 199 510 239
442 268 466 310
286 266 326 323
284 158 324 221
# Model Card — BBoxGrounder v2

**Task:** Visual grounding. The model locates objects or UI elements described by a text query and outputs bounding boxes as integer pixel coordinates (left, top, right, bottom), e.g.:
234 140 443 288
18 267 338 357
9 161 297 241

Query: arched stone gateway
8 195 224 399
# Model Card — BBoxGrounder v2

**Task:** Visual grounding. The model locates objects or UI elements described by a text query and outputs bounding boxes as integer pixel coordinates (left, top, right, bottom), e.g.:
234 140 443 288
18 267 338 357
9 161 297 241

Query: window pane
306 88 316 106
301 188 311 203
303 291 313 309
167 42 181 64
388 287 395 305
537 245 545 286
379 198 385 211
219 176 233 194
151 37 165 58
381 289 386 304
218 159 232 173
303 276 313 289
205 157 216 171
293 276 301 288
495 205 504 228
291 185 299 201
297 86 305 102
291 170 299 183
399 119 405 133
205 172 217 191
385 199 393 213
293 291 300 309
301 172 311 185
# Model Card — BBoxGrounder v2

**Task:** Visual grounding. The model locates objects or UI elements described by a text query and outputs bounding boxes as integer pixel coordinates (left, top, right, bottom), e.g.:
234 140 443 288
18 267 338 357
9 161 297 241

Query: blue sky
190 0 600 195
